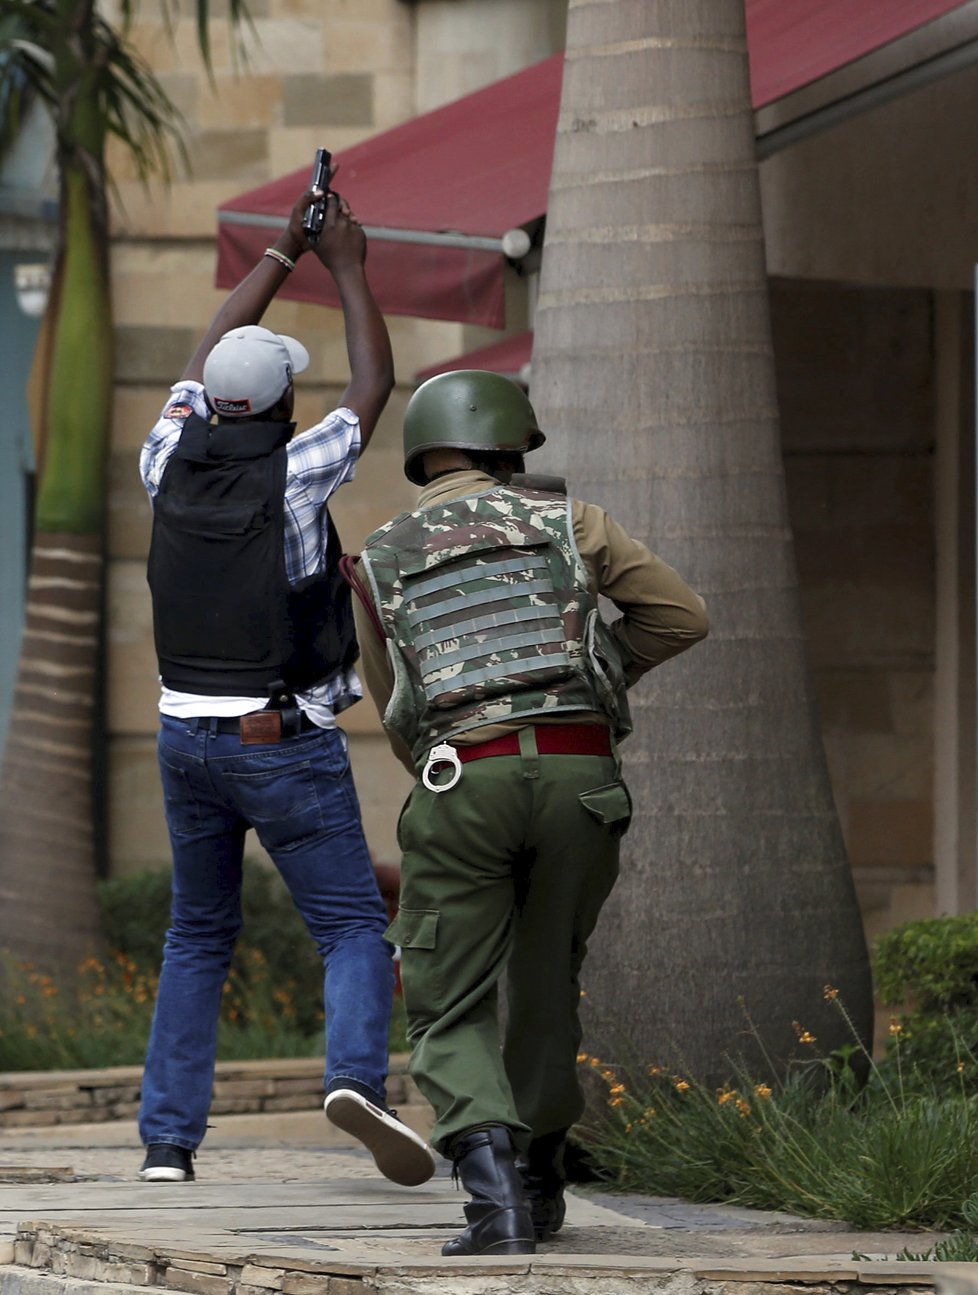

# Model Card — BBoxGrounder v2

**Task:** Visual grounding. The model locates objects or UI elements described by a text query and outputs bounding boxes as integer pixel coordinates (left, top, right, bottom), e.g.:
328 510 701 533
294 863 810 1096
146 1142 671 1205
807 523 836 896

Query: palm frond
0 0 253 186
89 10 187 186
193 0 256 78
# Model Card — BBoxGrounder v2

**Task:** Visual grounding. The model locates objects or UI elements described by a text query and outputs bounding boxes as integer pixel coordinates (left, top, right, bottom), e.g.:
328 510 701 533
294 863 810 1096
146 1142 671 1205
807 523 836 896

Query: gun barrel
302 148 332 244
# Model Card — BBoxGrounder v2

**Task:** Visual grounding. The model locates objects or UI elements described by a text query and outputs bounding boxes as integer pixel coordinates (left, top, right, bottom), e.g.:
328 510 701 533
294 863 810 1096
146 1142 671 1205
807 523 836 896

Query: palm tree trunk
530 0 873 1082
0 44 111 978
0 534 103 972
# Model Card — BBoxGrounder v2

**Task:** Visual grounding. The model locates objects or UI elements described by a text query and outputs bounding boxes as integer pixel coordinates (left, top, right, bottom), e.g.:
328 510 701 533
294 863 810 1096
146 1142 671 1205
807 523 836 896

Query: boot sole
138 1167 193 1182
324 1091 435 1186
443 1236 536 1256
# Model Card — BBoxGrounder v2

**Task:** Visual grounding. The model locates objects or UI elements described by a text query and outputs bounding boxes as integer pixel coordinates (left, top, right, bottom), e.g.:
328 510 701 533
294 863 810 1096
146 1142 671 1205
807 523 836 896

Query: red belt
454 723 612 763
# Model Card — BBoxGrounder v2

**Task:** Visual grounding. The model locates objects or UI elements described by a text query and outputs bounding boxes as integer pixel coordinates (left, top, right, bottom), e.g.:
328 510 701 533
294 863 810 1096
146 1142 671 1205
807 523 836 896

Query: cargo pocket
385 907 439 951
384 908 443 1019
578 782 633 835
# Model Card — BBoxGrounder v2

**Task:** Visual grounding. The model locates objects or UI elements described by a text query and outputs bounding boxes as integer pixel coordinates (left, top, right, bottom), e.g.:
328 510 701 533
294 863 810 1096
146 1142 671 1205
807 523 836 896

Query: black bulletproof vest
147 413 357 696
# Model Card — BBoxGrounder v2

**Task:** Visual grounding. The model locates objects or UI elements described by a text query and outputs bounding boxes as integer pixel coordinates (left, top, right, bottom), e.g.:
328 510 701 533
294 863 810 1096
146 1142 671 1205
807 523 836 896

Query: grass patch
579 990 978 1232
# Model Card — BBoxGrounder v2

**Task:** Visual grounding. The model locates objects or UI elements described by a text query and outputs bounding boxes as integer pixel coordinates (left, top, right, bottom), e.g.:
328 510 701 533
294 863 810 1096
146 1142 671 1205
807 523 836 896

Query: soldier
347 370 708 1255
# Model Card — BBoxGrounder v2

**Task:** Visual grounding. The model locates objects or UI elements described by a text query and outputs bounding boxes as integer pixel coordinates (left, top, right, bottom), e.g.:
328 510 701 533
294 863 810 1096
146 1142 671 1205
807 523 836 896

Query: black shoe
517 1128 568 1241
324 1082 435 1187
442 1125 536 1257
138 1144 195 1182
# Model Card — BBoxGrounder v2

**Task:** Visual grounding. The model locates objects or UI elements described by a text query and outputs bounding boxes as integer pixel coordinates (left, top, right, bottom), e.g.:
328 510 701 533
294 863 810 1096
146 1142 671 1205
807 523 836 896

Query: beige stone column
934 289 977 915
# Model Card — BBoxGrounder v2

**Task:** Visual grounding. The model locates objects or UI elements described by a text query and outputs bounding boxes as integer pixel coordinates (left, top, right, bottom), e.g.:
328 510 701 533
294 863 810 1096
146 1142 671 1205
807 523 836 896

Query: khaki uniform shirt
352 471 709 774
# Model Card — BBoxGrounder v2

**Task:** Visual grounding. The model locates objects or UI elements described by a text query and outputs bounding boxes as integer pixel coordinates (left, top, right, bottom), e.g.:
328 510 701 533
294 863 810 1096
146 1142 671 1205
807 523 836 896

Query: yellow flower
610 1096 624 1108
642 1107 657 1121
754 1083 773 1099
674 1079 691 1093
648 1064 664 1077
888 1019 903 1037
957 1061 966 1074
717 1088 737 1106
735 1097 751 1117
609 1082 626 1097
576 1052 589 1064
823 984 839 1001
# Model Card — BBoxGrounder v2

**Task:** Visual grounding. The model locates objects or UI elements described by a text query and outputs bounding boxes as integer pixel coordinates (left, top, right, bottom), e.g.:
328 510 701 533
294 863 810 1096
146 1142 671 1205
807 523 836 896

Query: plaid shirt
140 380 363 719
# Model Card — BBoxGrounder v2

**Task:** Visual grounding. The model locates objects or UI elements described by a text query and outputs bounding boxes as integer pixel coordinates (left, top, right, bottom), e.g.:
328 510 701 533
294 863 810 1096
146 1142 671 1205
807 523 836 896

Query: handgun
301 148 332 244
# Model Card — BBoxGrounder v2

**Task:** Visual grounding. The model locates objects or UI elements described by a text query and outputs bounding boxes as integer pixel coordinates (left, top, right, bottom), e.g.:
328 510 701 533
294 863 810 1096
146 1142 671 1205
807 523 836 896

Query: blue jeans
138 715 394 1150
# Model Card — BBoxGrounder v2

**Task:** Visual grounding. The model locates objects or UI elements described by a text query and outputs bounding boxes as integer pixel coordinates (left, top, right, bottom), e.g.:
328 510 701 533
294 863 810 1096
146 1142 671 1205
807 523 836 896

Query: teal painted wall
0 251 40 759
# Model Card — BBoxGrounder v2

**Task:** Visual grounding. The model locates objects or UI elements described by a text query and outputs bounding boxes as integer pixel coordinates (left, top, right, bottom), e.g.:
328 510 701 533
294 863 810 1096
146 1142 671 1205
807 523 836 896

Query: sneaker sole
323 1091 435 1187
138 1167 193 1182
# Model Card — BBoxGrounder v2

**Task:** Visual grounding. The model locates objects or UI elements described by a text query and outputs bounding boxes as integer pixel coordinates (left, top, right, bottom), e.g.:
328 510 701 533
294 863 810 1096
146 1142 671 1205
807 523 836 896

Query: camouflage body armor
359 483 632 764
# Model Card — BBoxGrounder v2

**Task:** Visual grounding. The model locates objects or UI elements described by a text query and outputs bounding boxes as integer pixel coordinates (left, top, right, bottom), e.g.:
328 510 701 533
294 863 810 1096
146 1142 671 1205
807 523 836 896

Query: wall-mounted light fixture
14 262 51 318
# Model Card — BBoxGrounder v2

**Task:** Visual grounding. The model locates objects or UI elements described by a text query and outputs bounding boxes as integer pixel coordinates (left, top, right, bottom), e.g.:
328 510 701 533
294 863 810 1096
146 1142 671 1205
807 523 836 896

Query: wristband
264 247 296 272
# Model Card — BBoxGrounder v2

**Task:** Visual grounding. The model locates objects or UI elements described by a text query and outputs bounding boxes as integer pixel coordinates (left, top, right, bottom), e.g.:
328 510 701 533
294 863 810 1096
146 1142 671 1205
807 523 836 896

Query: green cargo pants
386 727 631 1157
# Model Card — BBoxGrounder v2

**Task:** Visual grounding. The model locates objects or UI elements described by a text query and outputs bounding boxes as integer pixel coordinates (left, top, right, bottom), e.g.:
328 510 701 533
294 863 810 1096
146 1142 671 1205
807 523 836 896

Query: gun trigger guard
422 743 462 793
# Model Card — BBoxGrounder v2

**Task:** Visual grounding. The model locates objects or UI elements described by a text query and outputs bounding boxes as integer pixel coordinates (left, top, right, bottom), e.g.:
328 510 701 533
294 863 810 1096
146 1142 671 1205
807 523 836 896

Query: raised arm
311 193 394 451
181 186 317 385
181 178 394 452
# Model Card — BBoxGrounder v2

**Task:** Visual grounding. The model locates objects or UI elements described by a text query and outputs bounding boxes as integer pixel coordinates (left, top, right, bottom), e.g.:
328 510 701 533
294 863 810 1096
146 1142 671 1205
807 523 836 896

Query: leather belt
209 712 319 736
454 723 612 763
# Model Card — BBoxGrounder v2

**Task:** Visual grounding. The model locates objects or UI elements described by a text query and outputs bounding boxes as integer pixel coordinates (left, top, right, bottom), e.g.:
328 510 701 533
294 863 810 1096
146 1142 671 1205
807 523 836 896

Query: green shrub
874 911 978 1009
0 952 158 1070
0 862 406 1071
874 913 978 1090
0 947 321 1070
98 861 326 1037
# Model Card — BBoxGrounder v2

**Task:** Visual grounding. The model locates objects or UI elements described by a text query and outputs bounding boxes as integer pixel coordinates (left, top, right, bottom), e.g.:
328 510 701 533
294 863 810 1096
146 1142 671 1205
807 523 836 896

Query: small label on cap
212 396 253 415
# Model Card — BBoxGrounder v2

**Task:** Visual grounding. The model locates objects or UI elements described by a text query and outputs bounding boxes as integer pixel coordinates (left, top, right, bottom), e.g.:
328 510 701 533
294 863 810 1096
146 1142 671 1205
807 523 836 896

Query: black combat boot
517 1128 568 1241
441 1125 536 1257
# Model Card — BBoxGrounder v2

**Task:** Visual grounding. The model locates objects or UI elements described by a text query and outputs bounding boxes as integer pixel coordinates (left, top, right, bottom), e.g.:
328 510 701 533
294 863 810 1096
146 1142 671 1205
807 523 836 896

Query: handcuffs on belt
422 742 463 793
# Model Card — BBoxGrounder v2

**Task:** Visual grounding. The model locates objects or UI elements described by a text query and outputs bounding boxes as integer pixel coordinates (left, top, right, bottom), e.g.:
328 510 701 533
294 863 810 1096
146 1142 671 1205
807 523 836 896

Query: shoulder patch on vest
164 402 193 421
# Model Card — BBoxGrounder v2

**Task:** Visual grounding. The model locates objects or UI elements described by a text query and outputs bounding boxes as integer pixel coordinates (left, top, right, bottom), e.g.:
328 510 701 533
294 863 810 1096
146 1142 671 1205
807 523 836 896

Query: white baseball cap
203 324 310 418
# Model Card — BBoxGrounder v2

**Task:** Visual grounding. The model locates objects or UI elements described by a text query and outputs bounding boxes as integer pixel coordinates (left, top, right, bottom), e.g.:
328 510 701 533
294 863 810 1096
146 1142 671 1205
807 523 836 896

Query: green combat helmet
403 369 546 485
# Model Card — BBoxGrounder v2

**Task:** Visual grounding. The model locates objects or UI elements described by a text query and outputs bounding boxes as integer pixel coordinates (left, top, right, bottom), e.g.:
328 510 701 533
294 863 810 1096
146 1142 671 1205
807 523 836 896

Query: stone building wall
772 278 937 947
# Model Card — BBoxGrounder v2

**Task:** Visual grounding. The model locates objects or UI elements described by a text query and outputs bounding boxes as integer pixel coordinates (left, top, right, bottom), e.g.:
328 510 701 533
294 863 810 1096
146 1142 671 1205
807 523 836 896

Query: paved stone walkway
0 1111 968 1294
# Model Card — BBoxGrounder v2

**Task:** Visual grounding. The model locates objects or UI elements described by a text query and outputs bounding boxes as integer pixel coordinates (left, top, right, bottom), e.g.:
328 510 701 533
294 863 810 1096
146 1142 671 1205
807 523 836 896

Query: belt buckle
422 743 463 793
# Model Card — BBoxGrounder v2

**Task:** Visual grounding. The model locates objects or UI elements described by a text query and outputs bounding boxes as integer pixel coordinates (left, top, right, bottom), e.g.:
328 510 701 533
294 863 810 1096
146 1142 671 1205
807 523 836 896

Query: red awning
216 56 563 329
415 331 533 385
217 2 970 327
745 0 971 107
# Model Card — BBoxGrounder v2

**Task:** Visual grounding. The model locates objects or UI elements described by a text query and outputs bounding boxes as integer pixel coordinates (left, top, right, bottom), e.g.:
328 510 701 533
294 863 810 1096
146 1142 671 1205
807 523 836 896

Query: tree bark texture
0 534 103 974
530 0 874 1082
